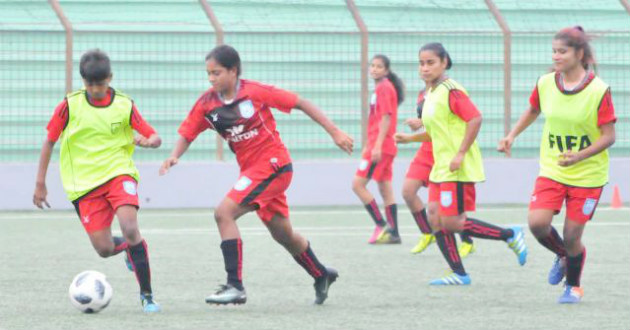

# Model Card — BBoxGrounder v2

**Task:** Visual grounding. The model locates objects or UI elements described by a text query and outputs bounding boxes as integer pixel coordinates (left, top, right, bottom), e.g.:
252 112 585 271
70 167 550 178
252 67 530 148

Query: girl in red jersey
160 45 353 305
499 27 616 304
352 54 404 244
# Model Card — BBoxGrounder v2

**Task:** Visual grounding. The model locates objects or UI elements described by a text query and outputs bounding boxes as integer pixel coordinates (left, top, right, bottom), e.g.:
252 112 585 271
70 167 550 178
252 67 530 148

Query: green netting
0 0 628 162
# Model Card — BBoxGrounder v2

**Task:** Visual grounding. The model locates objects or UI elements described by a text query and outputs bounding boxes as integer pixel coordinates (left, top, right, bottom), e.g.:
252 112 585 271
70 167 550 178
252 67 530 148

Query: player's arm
130 105 161 148
33 139 55 209
159 137 191 176
498 86 542 157
294 97 353 155
371 114 390 162
395 131 431 144
449 90 482 172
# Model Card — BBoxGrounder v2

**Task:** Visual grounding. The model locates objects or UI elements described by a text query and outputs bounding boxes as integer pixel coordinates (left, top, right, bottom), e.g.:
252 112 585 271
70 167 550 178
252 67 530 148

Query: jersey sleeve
376 83 396 116
529 85 540 111
130 103 157 138
253 83 299 113
597 89 617 126
449 90 481 122
177 96 212 143
46 99 69 142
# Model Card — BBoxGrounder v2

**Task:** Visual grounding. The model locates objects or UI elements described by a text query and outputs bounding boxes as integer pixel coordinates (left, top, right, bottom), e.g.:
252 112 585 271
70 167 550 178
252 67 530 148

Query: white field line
1 207 628 221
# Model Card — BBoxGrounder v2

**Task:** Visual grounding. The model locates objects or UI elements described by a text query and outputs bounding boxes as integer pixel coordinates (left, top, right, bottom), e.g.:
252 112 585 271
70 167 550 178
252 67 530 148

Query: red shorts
429 182 476 216
72 175 139 233
355 151 395 182
227 163 293 222
529 176 603 224
405 148 434 185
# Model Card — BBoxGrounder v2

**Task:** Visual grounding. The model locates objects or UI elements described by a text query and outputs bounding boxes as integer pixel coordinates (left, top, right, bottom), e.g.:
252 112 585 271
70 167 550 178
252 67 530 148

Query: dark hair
79 49 111 83
206 44 242 76
419 42 453 70
372 54 405 105
554 26 595 70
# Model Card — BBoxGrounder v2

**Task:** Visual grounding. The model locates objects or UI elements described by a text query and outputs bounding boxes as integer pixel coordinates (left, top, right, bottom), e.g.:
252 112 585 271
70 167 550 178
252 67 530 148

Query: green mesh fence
0 0 628 162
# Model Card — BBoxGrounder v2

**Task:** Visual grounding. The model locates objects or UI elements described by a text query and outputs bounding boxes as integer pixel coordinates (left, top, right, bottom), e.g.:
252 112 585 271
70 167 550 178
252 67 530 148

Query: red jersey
529 71 616 127
367 79 398 155
416 90 432 153
178 79 299 169
46 88 156 142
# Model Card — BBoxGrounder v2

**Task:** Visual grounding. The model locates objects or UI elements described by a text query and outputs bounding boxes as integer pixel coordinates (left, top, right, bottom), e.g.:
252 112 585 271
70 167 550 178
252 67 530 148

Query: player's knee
95 246 113 258
351 178 365 194
528 222 548 238
401 186 417 204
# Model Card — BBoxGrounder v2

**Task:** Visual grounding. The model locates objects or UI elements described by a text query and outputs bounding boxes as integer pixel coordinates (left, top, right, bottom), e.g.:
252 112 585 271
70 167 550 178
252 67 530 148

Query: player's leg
264 212 337 305
441 182 526 266
430 210 470 285
558 185 601 304
403 178 435 254
205 197 256 305
528 177 568 285
376 179 400 243
352 174 387 243
116 205 159 312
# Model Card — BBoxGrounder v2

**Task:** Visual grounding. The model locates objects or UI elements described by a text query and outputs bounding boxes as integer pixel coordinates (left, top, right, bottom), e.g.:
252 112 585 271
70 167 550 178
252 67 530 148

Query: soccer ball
68 271 113 313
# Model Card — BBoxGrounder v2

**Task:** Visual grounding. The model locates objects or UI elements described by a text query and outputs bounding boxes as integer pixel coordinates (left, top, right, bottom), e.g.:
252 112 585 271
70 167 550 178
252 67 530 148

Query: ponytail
372 54 405 105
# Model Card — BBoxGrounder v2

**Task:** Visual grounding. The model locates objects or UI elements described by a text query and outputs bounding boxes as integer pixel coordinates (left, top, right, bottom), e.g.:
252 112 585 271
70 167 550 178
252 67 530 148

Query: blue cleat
507 226 528 266
124 253 133 272
548 256 566 285
558 285 583 304
429 272 471 286
141 293 161 313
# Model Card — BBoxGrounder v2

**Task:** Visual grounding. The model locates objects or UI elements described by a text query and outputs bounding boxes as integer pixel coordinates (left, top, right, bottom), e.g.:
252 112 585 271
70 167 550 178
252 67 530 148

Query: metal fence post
200 0 225 161
345 0 369 149
48 0 73 93
484 0 512 151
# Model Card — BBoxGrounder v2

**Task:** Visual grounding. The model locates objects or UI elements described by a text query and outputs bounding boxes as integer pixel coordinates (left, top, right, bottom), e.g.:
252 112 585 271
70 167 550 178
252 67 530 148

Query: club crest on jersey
239 100 255 119
370 93 377 105
123 181 137 196
359 159 369 171
234 176 252 191
440 191 453 207
582 198 597 215
111 122 122 134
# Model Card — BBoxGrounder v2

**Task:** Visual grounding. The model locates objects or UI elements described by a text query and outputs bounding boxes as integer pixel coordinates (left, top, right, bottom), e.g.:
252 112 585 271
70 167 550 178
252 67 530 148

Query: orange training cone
611 184 622 209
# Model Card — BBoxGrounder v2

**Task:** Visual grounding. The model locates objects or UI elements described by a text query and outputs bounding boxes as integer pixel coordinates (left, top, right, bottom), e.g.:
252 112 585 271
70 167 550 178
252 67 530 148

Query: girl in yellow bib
499 26 616 304
415 43 528 285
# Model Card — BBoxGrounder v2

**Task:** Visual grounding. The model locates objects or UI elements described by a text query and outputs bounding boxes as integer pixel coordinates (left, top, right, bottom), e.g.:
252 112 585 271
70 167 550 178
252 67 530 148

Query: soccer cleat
558 285 583 304
124 253 133 272
375 228 402 244
548 256 566 285
205 284 247 305
314 268 338 305
458 241 476 259
506 226 528 266
368 226 386 244
410 234 435 254
429 272 471 286
140 293 161 313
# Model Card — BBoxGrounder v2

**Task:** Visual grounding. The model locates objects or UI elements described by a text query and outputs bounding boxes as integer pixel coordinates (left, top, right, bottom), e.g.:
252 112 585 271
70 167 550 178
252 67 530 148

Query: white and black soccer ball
68 270 113 313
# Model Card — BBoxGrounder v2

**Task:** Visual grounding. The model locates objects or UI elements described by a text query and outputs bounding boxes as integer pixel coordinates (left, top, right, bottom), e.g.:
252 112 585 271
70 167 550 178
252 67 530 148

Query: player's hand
135 134 162 149
497 136 514 157
159 157 179 176
370 147 382 162
33 182 50 209
332 129 353 155
558 151 582 167
395 132 411 144
449 152 464 172
405 118 423 131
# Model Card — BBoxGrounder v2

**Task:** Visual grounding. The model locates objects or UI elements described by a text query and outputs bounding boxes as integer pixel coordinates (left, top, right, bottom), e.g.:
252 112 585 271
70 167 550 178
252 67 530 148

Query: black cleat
314 268 338 305
205 284 247 305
